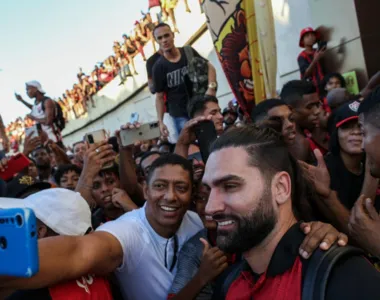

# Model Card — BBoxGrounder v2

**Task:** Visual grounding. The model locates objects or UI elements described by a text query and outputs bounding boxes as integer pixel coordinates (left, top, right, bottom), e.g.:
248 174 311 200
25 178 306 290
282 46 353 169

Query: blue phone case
0 208 39 277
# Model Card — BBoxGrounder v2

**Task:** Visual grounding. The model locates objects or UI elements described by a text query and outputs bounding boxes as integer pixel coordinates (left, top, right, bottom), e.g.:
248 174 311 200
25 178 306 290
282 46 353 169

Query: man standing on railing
152 23 217 138
15 80 64 148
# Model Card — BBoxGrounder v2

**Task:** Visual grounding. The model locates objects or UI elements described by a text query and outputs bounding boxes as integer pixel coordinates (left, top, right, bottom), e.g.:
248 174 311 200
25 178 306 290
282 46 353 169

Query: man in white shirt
0 153 203 300
15 81 63 146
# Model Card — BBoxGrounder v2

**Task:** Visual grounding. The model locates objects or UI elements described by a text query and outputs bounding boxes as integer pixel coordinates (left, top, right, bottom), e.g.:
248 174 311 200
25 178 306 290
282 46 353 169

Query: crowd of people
2 19 380 300
5 0 197 146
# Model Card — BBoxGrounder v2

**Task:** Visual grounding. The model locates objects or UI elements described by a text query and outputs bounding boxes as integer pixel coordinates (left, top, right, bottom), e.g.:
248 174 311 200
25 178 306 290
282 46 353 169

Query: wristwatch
208 82 218 90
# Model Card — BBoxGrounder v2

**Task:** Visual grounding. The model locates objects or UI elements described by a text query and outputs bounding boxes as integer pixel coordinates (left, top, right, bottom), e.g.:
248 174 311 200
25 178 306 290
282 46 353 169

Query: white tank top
31 100 61 143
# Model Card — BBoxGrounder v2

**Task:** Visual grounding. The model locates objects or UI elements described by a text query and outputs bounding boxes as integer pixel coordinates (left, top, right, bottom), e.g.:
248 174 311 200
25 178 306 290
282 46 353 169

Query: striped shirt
168 229 214 300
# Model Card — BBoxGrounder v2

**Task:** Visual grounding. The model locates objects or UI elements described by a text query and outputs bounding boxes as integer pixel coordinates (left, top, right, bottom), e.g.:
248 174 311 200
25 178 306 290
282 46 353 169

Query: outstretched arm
0 232 123 290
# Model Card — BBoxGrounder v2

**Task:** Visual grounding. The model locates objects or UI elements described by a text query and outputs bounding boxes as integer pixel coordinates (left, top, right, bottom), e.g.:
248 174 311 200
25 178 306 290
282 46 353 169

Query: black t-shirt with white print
152 47 202 118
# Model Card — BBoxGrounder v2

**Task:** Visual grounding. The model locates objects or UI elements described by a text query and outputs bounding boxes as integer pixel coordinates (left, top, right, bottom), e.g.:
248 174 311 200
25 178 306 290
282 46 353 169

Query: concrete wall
63 0 367 146
62 1 234 146
273 0 367 88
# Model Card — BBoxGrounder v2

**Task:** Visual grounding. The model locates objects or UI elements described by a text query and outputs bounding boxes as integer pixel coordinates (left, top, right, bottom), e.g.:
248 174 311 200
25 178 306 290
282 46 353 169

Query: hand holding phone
0 208 39 277
0 154 30 181
177 116 213 147
82 141 115 180
120 122 160 147
318 40 327 51
85 130 113 170
194 120 218 163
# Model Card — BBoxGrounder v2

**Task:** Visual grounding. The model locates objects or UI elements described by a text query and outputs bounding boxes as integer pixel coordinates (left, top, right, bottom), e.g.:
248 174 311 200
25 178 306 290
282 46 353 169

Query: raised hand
112 188 138 212
197 238 228 285
82 141 115 179
348 195 380 257
298 149 331 198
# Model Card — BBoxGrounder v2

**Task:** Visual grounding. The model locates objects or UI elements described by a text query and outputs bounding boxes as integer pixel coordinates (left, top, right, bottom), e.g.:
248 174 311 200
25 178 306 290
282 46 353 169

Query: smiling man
0 154 203 300
202 125 380 299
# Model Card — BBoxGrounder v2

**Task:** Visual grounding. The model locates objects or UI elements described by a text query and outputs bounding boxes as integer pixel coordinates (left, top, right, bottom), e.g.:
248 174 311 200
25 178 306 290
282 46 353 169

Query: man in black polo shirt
152 23 217 138
203 125 380 299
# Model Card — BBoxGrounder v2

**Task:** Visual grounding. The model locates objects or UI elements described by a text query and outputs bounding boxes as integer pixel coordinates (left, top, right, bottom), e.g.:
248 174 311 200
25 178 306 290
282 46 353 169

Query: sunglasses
188 152 203 162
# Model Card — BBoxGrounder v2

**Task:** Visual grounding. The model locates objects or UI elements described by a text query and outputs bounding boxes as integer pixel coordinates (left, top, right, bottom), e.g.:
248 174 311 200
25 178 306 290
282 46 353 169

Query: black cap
333 100 360 128
6 175 51 198
222 107 237 116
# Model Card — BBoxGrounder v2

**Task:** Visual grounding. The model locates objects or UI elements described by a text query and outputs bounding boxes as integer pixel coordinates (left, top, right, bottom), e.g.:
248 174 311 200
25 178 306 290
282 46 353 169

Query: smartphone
85 129 113 169
25 124 41 139
120 122 160 147
0 208 39 277
194 121 218 163
130 112 139 124
318 41 327 51
0 153 31 181
85 129 107 145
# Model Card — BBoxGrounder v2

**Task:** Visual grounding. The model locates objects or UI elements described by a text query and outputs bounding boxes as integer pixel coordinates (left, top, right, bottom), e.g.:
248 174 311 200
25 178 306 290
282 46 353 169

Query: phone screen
194 121 218 163
87 134 95 144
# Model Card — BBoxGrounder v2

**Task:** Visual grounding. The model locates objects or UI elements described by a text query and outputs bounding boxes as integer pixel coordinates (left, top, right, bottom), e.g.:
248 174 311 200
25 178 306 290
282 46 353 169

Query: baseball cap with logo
333 100 361 128
6 175 51 198
25 80 46 94
0 189 92 236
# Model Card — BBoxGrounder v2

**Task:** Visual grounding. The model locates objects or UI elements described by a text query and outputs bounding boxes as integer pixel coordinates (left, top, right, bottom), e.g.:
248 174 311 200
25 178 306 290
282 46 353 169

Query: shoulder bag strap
302 245 366 300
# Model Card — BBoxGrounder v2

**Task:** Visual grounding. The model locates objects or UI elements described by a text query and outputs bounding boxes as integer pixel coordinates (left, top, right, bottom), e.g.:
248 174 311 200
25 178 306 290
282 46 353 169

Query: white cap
25 80 46 94
0 189 92 236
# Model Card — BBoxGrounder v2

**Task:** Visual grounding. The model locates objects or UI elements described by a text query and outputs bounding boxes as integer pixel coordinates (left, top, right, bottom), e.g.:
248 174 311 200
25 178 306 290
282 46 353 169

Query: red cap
134 20 140 25
299 27 319 47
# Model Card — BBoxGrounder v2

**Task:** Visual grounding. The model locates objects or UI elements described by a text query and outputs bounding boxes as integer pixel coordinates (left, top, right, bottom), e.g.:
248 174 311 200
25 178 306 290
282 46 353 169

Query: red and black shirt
298 50 325 93
215 223 380 300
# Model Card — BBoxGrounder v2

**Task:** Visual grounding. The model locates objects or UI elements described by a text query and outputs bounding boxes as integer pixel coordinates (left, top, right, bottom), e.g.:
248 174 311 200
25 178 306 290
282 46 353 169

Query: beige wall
273 0 367 88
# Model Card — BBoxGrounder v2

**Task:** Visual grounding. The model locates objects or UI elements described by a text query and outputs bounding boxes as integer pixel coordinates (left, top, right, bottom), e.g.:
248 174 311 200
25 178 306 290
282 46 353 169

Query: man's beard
215 187 277 254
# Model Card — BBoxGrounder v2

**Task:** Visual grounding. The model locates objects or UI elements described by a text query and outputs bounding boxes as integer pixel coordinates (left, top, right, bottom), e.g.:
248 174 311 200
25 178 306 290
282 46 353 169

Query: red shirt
304 129 328 155
149 0 161 8
227 258 302 300
49 275 113 300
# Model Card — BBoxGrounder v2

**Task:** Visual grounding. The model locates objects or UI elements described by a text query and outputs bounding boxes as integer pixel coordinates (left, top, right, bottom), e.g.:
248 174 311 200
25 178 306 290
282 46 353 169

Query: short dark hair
139 151 162 169
358 86 380 129
210 125 314 221
146 153 194 187
73 141 85 148
98 163 120 179
187 95 219 119
159 142 174 153
322 72 346 89
251 99 287 122
153 23 171 38
54 164 82 185
32 146 51 156
280 80 317 108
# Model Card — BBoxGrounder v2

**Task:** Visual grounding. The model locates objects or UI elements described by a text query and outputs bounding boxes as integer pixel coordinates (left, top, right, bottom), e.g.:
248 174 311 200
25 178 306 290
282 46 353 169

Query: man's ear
272 171 291 206
37 223 48 239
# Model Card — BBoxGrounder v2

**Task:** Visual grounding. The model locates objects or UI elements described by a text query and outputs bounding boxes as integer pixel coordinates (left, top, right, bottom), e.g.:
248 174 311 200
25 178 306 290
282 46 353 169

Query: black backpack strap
183 46 194 74
302 245 366 300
